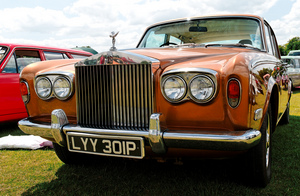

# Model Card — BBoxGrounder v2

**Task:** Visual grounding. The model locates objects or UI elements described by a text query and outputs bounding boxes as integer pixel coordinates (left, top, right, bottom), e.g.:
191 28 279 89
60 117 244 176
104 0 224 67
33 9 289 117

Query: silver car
282 56 300 88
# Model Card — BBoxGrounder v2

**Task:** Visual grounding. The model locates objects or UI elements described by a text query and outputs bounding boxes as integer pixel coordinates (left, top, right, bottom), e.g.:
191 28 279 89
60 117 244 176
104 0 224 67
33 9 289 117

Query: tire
280 103 290 125
53 143 96 165
247 105 272 187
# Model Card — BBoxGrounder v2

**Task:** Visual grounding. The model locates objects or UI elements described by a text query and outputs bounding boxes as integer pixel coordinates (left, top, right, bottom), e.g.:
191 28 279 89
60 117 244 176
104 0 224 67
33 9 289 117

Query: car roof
0 43 93 55
281 56 300 59
288 50 300 53
144 14 264 30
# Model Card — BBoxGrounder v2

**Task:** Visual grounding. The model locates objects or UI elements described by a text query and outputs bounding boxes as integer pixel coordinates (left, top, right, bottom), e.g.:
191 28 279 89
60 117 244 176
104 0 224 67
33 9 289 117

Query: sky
0 0 298 53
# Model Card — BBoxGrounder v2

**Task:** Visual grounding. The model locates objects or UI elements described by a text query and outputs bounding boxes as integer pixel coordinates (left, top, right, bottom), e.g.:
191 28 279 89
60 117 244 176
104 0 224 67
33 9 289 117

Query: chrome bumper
18 109 261 154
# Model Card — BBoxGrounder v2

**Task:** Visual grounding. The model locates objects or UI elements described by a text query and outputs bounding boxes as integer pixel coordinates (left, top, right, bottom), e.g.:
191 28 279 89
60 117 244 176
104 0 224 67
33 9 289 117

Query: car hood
76 47 251 74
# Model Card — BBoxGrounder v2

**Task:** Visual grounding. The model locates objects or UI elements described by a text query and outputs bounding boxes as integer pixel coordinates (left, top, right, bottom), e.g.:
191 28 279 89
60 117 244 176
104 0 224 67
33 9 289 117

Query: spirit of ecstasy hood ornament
109 31 119 51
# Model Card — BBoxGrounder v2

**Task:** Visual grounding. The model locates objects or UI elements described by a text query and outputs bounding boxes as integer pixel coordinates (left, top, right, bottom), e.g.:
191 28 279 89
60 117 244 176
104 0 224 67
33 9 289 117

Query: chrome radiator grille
75 63 153 131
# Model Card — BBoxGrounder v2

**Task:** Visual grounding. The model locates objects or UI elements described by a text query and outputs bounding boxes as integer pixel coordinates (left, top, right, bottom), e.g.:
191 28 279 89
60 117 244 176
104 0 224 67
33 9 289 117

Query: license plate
66 132 145 159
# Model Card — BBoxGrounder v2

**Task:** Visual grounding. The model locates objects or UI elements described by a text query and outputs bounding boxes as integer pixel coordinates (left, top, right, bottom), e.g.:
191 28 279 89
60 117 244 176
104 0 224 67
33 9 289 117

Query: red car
0 43 93 123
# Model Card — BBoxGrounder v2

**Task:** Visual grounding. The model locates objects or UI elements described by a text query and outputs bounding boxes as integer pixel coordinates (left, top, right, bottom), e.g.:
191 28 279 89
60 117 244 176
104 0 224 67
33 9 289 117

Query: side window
0 46 8 63
44 51 67 60
2 50 41 73
2 54 17 73
264 24 274 55
15 50 41 73
270 28 280 59
71 54 89 59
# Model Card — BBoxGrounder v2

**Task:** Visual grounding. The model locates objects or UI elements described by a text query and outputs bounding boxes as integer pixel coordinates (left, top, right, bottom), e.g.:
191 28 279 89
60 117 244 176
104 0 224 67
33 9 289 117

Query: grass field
0 91 300 195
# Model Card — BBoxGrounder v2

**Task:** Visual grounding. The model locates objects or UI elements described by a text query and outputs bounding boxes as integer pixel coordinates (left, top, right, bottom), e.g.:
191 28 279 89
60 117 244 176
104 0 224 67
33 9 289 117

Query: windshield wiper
205 43 262 51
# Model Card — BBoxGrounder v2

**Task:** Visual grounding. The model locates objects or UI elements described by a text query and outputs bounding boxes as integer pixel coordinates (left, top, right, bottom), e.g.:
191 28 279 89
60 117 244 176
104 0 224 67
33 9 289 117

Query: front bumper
18 109 261 154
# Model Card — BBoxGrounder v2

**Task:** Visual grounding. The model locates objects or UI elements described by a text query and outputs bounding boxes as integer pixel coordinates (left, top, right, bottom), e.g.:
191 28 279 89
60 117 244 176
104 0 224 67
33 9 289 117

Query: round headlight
189 75 215 103
162 76 186 102
36 77 52 99
53 77 71 100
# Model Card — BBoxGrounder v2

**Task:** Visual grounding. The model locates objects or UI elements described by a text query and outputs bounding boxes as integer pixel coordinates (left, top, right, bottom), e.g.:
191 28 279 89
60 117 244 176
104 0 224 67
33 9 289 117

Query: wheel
280 103 290 125
247 105 272 187
53 143 96 165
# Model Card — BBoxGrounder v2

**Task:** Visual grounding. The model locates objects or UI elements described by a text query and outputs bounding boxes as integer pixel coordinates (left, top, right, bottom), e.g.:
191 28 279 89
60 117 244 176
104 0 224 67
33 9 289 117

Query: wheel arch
268 85 279 133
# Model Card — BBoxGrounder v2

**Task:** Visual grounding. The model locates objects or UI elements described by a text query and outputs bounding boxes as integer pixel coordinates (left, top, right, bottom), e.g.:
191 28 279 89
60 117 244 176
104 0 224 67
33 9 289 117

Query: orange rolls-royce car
0 43 93 122
18 15 291 187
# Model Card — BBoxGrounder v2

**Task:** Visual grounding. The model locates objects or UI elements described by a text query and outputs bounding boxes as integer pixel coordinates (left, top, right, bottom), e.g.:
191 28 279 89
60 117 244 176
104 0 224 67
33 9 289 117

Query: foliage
282 37 300 55
279 45 287 56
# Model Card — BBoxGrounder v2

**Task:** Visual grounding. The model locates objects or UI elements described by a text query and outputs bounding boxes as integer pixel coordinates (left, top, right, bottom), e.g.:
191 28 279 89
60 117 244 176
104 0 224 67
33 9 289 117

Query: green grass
1 91 300 195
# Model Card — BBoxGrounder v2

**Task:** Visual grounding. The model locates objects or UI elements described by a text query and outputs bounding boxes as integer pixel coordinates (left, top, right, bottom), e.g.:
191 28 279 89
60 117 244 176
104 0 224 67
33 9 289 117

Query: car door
0 49 41 122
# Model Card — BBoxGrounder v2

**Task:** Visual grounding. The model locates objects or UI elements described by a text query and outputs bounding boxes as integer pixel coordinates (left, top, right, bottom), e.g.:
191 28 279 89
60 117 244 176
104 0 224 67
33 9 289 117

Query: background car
18 15 291 187
287 50 300 56
282 56 300 88
0 43 93 123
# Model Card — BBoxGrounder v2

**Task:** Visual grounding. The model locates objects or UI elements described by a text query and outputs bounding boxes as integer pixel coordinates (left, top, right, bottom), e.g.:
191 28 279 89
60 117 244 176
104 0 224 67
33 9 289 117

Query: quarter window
71 54 89 59
44 51 69 60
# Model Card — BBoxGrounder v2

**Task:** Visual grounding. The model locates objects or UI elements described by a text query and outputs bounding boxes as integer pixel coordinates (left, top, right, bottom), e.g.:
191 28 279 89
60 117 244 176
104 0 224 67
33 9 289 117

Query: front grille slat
76 63 153 131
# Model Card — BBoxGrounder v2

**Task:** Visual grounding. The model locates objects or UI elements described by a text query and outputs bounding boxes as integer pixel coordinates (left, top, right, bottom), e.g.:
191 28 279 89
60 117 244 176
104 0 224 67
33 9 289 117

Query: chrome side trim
148 113 166 154
51 109 69 146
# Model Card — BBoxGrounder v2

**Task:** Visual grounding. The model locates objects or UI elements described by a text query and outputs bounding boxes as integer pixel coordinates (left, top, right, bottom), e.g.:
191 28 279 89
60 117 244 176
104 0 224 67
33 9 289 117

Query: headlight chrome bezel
189 75 215 103
161 75 187 103
35 77 52 100
53 76 72 100
34 73 74 101
161 68 218 104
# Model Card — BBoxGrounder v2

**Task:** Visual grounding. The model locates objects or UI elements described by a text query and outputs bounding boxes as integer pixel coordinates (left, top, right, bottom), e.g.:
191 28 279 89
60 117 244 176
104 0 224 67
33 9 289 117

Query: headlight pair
161 71 217 103
35 76 72 100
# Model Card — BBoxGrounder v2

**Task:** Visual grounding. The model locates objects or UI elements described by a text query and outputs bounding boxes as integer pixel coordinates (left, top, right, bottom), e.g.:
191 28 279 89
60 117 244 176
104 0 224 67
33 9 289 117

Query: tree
286 37 300 54
279 45 287 56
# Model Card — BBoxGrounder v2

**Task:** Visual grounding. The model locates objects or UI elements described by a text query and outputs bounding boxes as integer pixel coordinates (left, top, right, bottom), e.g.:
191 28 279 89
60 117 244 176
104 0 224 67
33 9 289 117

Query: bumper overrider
18 109 261 158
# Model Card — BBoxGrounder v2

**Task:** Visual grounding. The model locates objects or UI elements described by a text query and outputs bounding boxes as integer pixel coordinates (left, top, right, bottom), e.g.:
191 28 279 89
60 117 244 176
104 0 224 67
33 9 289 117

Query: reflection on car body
18 15 291 187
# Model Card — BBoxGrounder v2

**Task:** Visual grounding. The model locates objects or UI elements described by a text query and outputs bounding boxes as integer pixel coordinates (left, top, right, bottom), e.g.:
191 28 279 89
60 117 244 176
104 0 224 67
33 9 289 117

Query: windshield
0 46 9 63
138 18 263 49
